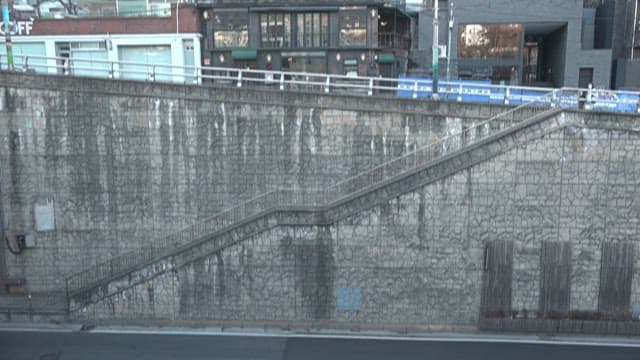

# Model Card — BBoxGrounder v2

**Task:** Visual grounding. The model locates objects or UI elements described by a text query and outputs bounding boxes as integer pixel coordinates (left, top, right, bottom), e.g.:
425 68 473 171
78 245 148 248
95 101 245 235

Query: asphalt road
0 330 639 360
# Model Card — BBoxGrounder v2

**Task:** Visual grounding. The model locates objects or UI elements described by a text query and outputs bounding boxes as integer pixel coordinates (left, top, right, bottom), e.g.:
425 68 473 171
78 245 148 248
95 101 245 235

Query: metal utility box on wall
16 234 36 250
34 199 55 232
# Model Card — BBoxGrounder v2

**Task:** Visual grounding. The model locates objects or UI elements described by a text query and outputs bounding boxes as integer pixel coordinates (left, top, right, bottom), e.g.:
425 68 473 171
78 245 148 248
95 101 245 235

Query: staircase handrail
65 93 554 295
324 94 554 201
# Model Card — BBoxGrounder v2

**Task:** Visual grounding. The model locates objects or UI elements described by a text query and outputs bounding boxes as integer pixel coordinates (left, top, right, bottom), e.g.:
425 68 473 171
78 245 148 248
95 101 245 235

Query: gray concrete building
413 0 615 88
603 0 640 90
197 0 414 77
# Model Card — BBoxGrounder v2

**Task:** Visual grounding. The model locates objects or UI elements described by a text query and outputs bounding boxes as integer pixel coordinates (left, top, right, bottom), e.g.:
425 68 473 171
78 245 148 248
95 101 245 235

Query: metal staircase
66 97 564 310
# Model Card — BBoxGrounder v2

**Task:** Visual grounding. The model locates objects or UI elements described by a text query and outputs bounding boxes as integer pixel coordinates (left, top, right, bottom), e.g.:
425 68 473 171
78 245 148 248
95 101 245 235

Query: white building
0 4 202 84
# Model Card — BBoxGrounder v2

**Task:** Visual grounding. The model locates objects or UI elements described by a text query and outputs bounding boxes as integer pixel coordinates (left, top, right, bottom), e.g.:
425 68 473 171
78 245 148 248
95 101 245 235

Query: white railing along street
2 53 639 113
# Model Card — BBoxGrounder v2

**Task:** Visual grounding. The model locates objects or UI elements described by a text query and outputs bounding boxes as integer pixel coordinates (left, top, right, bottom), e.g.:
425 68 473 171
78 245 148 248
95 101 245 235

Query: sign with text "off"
0 21 33 36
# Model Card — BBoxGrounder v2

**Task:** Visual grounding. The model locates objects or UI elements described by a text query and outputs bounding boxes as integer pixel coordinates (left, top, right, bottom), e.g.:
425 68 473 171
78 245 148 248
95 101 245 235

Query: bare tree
34 0 41 18
56 0 77 15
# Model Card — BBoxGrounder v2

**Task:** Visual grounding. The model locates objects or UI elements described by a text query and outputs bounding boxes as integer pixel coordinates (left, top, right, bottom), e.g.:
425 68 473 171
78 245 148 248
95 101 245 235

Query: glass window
344 59 358 77
288 56 326 73
70 42 106 49
296 13 329 48
458 24 522 59
213 10 249 48
304 14 312 46
260 13 292 48
71 49 109 78
313 14 321 46
297 15 303 45
340 11 367 46
118 45 172 82
321 14 329 46
491 66 518 85
0 42 47 73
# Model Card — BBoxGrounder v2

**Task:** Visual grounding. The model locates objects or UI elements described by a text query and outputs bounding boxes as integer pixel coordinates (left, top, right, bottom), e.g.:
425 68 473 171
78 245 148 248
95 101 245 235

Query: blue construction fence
396 77 640 113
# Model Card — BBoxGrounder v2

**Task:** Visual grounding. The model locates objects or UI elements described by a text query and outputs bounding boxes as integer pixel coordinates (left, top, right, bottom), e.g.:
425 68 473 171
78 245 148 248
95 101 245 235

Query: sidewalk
0 321 639 348
0 291 67 315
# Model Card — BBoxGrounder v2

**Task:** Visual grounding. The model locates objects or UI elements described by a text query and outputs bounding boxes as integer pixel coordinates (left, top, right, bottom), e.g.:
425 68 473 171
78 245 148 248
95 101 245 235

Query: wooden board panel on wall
598 242 634 315
539 241 572 315
481 240 513 315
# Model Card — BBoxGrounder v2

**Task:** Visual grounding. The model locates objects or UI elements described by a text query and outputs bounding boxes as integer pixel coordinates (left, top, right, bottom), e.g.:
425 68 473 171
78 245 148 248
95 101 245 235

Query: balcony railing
378 32 411 49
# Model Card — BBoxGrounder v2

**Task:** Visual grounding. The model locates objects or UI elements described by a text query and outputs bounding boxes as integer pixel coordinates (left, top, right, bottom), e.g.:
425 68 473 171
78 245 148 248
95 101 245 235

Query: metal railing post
65 278 71 315
412 81 418 99
368 78 373 96
585 83 593 110
23 56 28 72
149 65 156 82
237 70 243 87
457 84 463 102
551 89 557 108
504 86 510 105
325 75 330 93
279 71 285 90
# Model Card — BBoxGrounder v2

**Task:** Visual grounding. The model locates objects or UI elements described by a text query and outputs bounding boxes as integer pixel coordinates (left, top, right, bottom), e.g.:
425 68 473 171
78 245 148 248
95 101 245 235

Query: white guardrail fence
2 53 640 113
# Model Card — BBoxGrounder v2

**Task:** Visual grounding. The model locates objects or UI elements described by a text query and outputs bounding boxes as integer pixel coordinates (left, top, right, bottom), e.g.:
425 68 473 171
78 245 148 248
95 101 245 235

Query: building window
213 10 249 48
296 13 329 48
458 24 522 59
70 42 106 50
340 11 367 46
118 45 172 82
492 66 519 85
260 13 292 48
343 58 359 77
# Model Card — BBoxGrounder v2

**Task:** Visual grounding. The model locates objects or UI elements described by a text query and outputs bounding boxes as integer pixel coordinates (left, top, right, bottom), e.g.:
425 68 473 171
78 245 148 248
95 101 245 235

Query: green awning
231 49 258 60
376 53 395 64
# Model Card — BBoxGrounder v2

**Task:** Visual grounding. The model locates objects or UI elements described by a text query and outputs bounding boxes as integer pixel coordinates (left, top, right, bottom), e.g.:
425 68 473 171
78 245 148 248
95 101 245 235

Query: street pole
1 1 12 292
2 1 14 71
446 1 453 99
432 0 439 99
0 159 7 293
632 0 638 59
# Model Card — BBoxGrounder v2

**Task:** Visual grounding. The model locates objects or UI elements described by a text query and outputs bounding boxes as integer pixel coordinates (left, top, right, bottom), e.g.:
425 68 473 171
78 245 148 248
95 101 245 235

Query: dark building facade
414 0 616 88
602 0 640 89
197 0 413 77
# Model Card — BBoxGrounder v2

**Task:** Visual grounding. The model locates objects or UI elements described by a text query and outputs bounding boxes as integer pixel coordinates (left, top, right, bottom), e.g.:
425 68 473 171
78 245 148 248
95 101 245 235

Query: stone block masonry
0 74 510 294
78 120 640 329
3 73 640 330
